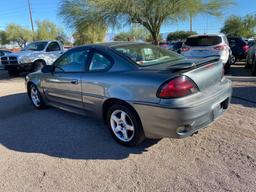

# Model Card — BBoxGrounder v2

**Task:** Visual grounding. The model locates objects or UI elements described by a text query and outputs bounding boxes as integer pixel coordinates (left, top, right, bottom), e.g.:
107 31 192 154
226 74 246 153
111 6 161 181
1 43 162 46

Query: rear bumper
4 63 33 71
132 79 232 139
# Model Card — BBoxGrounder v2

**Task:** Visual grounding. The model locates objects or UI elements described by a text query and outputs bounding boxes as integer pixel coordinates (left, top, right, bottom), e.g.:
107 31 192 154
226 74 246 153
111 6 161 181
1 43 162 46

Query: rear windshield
113 44 184 67
185 36 222 46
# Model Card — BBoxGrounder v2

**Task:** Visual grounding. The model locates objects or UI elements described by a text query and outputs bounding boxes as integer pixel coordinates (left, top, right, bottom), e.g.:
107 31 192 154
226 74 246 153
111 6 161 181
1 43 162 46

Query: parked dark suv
227 37 249 64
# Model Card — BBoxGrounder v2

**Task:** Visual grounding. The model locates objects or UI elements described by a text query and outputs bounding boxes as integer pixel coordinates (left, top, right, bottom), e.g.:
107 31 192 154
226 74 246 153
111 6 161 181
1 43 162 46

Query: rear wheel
251 58 256 76
245 55 251 68
224 55 232 73
29 84 46 109
230 55 236 65
107 104 145 146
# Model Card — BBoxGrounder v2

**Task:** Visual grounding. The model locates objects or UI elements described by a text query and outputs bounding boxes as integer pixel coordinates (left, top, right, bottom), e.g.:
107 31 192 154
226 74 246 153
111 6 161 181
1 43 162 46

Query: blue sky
0 0 255 37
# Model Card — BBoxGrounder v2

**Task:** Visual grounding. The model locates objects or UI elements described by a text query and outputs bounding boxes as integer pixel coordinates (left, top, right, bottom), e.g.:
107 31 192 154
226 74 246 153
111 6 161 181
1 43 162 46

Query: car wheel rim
231 56 235 64
30 86 41 107
110 110 135 142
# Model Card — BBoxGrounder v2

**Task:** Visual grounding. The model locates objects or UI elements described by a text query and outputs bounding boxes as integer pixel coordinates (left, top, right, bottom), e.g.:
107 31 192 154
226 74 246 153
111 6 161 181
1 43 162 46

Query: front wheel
107 105 145 146
29 84 46 109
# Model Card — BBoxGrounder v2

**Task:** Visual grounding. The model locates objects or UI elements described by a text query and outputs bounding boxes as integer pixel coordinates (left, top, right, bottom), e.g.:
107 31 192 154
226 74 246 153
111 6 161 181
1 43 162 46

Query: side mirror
42 65 55 73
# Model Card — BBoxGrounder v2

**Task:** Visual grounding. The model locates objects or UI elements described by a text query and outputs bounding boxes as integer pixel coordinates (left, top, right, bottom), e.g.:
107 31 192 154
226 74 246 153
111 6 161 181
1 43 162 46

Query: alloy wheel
110 110 135 142
30 86 41 107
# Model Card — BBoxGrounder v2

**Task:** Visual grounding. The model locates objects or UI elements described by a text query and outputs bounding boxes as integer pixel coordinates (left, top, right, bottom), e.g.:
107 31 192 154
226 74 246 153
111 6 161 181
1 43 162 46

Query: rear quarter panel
81 70 168 117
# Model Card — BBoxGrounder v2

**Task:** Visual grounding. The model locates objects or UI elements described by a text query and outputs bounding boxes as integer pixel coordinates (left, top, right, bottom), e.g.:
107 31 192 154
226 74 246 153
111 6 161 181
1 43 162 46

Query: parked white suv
181 34 232 71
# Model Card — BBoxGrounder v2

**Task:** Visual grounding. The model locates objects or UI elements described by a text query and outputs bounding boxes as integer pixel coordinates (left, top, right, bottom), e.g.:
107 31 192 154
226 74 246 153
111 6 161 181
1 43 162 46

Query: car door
42 48 90 109
81 50 114 114
45 42 64 64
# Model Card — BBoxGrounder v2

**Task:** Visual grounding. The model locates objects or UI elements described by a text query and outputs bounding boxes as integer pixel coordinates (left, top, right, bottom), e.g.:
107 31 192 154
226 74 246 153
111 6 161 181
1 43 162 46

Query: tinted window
228 38 246 46
114 44 183 66
89 53 112 71
185 36 222 46
0 51 4 56
25 41 48 51
47 42 61 52
54 49 89 72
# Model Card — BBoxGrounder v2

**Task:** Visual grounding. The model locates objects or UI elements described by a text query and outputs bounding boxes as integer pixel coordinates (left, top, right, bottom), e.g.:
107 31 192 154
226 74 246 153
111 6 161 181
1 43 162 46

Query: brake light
181 46 190 52
243 45 249 52
214 45 225 51
157 76 198 99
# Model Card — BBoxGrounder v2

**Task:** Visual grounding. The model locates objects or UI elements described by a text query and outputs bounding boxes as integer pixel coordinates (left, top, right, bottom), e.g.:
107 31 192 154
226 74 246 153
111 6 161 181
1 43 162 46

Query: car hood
6 50 43 57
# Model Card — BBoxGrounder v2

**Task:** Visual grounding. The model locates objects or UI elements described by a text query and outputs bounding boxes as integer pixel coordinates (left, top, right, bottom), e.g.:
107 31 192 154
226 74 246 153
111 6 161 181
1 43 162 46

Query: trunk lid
182 57 223 91
143 57 223 91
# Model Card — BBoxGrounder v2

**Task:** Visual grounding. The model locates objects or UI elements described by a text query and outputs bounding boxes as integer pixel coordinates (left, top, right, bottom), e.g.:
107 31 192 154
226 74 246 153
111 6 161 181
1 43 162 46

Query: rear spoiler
167 56 221 70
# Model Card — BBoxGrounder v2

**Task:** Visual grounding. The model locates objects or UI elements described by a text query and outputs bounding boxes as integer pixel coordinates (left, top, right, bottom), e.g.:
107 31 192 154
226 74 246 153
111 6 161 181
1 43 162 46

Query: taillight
157 76 199 99
180 46 190 52
243 45 249 52
214 45 225 51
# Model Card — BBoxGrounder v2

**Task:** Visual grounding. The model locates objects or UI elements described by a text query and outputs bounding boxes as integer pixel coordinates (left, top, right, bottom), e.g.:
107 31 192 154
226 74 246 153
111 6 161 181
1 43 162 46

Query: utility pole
27 0 34 34
189 14 193 32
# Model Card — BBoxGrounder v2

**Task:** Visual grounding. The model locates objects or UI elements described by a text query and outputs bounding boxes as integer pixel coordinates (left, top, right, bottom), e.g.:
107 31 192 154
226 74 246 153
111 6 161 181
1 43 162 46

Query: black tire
29 84 46 109
224 55 232 73
230 55 236 65
33 61 45 72
245 55 251 68
107 104 145 146
8 69 19 77
251 58 256 76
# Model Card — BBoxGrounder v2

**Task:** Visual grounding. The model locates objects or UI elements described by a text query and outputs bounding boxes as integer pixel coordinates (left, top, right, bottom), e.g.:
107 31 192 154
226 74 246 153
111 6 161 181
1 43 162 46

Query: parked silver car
181 34 232 72
26 42 232 146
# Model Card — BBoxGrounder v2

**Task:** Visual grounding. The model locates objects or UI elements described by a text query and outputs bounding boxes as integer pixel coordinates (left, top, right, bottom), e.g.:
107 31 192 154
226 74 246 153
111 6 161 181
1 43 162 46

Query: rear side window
185 36 222 46
89 53 112 72
228 38 246 46
47 42 61 52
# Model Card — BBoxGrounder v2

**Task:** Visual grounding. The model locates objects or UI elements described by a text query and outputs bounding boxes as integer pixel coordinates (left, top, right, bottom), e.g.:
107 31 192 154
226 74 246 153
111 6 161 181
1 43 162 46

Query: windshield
24 42 48 51
113 44 184 67
185 36 222 47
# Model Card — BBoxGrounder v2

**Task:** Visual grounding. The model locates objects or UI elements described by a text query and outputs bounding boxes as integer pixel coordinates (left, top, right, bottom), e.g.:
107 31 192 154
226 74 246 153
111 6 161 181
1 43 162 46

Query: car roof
96 41 149 48
189 34 225 38
72 42 151 51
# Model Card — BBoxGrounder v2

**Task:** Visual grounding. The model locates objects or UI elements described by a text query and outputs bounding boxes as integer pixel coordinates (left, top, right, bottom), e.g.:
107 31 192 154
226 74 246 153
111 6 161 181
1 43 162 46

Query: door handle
70 79 79 84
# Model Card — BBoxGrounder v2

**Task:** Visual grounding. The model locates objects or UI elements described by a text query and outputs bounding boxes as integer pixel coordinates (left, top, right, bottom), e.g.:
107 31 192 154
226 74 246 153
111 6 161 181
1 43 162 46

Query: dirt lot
0 66 256 192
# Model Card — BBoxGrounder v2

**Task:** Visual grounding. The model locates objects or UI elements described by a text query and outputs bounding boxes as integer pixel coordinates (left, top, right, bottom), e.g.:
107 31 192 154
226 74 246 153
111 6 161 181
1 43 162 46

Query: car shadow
0 93 159 160
0 70 28 80
231 85 256 108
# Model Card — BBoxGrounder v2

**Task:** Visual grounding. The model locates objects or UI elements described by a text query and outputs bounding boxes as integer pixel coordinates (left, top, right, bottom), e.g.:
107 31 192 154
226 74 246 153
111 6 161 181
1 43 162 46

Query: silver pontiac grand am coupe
26 42 232 146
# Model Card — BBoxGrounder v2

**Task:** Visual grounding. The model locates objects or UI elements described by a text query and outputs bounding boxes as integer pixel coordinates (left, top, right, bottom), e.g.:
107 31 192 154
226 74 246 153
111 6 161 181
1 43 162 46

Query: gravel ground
0 69 255 192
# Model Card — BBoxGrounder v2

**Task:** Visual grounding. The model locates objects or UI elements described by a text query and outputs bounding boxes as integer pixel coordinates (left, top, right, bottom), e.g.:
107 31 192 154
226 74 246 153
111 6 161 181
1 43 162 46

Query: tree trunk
189 14 193 32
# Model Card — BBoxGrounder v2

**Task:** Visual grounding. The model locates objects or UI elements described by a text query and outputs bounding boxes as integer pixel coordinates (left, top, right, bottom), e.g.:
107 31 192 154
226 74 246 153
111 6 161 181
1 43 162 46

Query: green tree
59 0 107 45
73 25 106 45
5 24 33 48
36 20 64 41
114 25 150 41
186 0 234 32
59 0 234 45
0 30 10 45
221 15 256 38
167 31 197 42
